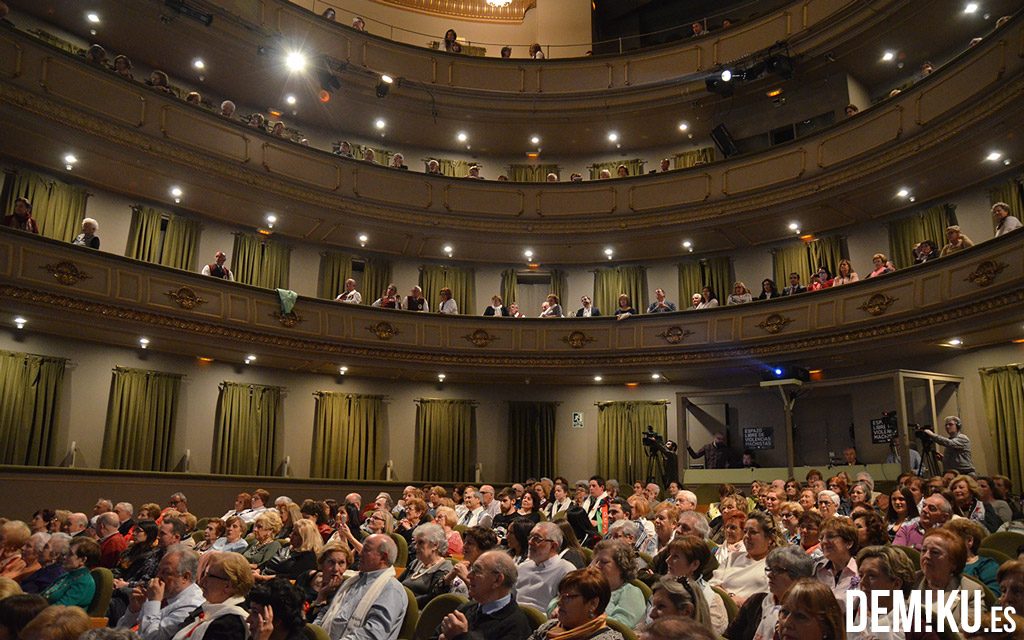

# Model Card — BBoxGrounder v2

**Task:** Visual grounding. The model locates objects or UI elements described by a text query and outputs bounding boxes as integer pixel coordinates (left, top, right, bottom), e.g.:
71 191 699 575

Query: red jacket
100 533 127 568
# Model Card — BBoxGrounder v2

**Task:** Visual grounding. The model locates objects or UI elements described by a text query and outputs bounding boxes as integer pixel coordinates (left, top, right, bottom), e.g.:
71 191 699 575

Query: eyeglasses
528 534 554 544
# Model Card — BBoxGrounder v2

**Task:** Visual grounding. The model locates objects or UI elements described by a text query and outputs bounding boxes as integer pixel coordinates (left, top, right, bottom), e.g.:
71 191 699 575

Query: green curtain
1 170 87 242
231 233 291 289
500 268 518 307
597 401 668 484
979 365 1024 492
212 382 282 476
593 268 620 316
101 367 181 471
310 393 385 479
774 243 812 287
550 269 568 307
703 257 733 301
414 399 475 482
319 251 353 300
808 236 843 277
508 164 560 182
673 147 716 169
419 265 475 314
887 205 951 269
589 159 645 180
352 144 392 167
162 214 201 271
0 350 66 466
361 257 393 305
594 266 649 314
677 261 703 305
428 158 473 178
989 177 1024 233
508 401 557 481
126 207 200 271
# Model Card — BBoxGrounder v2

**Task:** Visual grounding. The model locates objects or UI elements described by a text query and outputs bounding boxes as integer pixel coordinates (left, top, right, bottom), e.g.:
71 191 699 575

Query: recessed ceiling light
358 234 368 246
882 51 895 62
908 196 916 202
285 51 307 72
170 186 183 197
947 338 963 346
766 88 783 98
265 214 277 228
245 354 257 364
139 337 150 349
456 132 468 143
964 2 978 13
437 373 446 381
651 373 661 380
1004 158 1012 166
896 188 909 198
530 135 540 145
678 122 689 131
721 69 732 82
64 153 78 165
523 249 534 259
593 375 603 382
192 58 205 70
86 12 100 23
285 94 297 105
375 118 386 130
13 316 26 329
443 244 453 255
986 151 1003 161
380 74 394 84
682 240 693 251
339 366 348 375
604 247 614 257
607 132 619 142
788 222 799 231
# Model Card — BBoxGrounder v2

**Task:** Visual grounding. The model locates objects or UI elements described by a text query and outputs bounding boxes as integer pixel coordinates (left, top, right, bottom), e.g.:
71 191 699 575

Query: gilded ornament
964 260 1007 287
165 286 207 310
858 293 898 316
40 261 91 286
463 329 499 347
656 326 694 344
367 321 400 340
757 313 794 334
562 331 597 349
272 311 303 328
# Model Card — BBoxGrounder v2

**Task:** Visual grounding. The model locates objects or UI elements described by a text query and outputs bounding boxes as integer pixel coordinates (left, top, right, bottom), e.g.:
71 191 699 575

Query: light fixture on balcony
682 240 693 252
358 233 368 247
86 12 100 24
523 249 534 260
139 337 150 349
338 366 348 375
285 51 307 72
170 186 183 203
607 132 619 143
530 135 540 145
986 151 1003 162
947 338 963 347
604 247 614 260
651 373 662 380
443 244 454 257
437 373 447 382
265 214 277 229
245 354 257 364
285 94 297 106
13 316 27 330
594 375 603 382
964 2 979 13
193 58 205 70
881 51 895 62
64 153 78 170
375 118 386 130
456 131 468 143
678 122 689 131
486 0 513 7
896 188 909 198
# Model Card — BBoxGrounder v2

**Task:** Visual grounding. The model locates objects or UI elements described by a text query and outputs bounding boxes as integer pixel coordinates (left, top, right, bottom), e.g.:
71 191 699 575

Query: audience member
352 16 365 31
866 252 894 277
921 416 975 475
756 279 778 299
401 523 454 607
833 259 859 285
500 46 512 58
540 294 563 318
434 550 533 640
724 545 815 640
113 55 133 79
529 43 545 60
335 278 361 303
443 29 462 53
201 251 234 281
526 568 622 640
781 272 804 295
576 295 601 317
993 202 1022 236
775 579 844 640
4 197 39 233
19 604 91 640
247 579 307 640
438 287 459 314
589 540 646 628
42 536 99 607
940 225 974 256
647 288 676 313
726 282 752 305
116 544 204 640
894 492 952 550
516 522 576 612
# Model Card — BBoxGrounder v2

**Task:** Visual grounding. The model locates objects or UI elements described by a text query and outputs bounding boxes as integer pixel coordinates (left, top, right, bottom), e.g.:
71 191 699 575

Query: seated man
646 288 677 313
433 550 532 640
894 492 954 550
241 489 271 523
315 534 407 640
406 286 429 312
96 512 127 569
515 522 575 612
335 278 361 304
201 251 234 281
4 197 39 233
116 544 204 640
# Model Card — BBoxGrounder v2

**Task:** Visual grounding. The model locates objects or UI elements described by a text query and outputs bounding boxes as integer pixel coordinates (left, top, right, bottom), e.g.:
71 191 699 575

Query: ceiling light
682 240 693 251
651 373 661 380
896 188 909 198
766 88 783 98
265 214 277 228
358 234 368 246
788 222 799 231
245 354 256 364
523 249 534 259
285 94 297 105
604 247 614 259
375 118 386 130
443 244 453 256
192 58 205 70
64 153 77 170
986 151 1002 162
607 132 618 142
882 51 895 62
1004 158 1012 166
947 338 963 346
908 196 916 202
339 366 348 375
721 69 733 82
86 12 100 23
380 74 394 85
678 122 689 131
139 337 150 349
13 316 26 330
964 2 978 13
285 51 307 72
456 132 468 143
437 373 446 381
170 186 183 197
530 135 540 145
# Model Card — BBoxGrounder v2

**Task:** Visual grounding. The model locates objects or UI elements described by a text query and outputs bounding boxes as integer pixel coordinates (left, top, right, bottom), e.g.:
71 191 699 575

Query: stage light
139 337 150 349
285 51 307 72
13 317 26 329
721 69 732 82
375 81 390 98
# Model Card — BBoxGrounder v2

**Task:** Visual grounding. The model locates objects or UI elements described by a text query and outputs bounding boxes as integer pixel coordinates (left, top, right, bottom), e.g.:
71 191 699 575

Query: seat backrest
88 567 114 617
981 531 1024 560
413 593 468 640
710 585 739 624
977 546 1012 565
195 517 212 533
398 586 419 640
892 545 921 568
961 575 998 607
390 532 410 568
629 579 653 602
519 605 548 630
303 623 330 640
553 510 568 522
580 547 593 564
605 617 639 640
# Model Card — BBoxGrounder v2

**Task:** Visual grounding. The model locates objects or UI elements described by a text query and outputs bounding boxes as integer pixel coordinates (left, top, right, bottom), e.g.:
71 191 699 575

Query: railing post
618 37 623 54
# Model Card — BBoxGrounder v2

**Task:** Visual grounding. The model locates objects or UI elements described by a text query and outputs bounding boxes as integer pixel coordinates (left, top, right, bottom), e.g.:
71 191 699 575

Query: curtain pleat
1 171 86 242
500 269 518 308
362 258 393 306
988 177 1024 233
414 399 475 482
979 366 1024 492
702 257 733 302
126 207 200 270
589 159 645 179
508 164 560 182
677 262 703 306
550 269 568 306
672 147 716 169
318 252 354 300
419 265 476 314
161 214 201 271
808 236 843 277
310 393 385 479
231 234 290 289
427 158 472 178
597 401 668 485
508 401 557 480
0 351 66 465
101 368 180 471
125 207 163 263
774 243 812 287
213 382 281 476
887 205 951 269
594 266 648 313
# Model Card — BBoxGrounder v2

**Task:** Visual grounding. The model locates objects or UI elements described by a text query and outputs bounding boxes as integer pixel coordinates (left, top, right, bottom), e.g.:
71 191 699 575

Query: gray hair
164 543 199 579
48 532 72 560
593 539 637 581
678 511 710 538
608 519 637 537
532 521 562 546
818 490 840 505
275 496 293 506
766 545 816 578
479 549 517 589
68 513 89 529
115 502 133 516
80 629 140 640
855 472 875 492
606 479 620 491
414 523 448 556
170 492 188 504
377 534 398 565
220 100 235 112
929 493 953 514
27 532 50 555
82 217 98 230
678 490 698 506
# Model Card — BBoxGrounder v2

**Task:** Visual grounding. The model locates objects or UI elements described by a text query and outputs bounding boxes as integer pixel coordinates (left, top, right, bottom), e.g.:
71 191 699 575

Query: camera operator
686 432 735 469
920 416 975 475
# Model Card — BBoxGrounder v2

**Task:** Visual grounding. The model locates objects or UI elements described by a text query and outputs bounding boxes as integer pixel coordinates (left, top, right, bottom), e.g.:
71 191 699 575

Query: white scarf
321 566 397 636
172 596 247 640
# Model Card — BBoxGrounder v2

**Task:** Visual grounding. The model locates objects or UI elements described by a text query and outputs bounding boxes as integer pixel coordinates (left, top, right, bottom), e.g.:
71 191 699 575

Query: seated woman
814 517 860 615
212 516 249 554
400 523 454 607
775 579 845 640
848 545 916 640
529 43 545 60
362 509 394 537
997 560 1024 619
813 266 834 288
950 474 1004 533
915 528 990 626
516 490 543 525
243 511 283 570
756 279 779 300
977 476 1014 525
11 532 47 584
527 568 623 640
443 29 462 53
727 282 752 305
652 505 680 555
544 482 574 520
833 258 859 285
71 218 100 249
556 520 589 569
648 574 706 628
505 519 533 565
778 502 803 545
172 552 251 640
256 519 322 582
663 535 727 635
945 518 1001 596
849 481 873 512
0 522 29 578
115 520 159 582
796 511 823 559
276 502 302 541
615 294 638 316
432 506 463 557
696 287 719 309
715 510 747 569
442 526 496 594
724 545 815 640
148 70 173 94
540 294 564 318
589 540 647 628
390 153 408 170
852 510 888 548
20 534 66 594
866 252 895 278
247 578 307 640
940 225 974 257
42 537 99 608
113 54 133 80
710 512 780 605
886 486 919 541
616 165 629 178
298 543 352 618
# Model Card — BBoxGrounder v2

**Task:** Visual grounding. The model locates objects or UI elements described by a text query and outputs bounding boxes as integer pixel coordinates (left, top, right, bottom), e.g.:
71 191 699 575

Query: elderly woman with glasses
171 552 252 640
528 568 624 640
915 528 989 627
588 540 646 629
949 474 1004 533
725 545 816 640
814 518 860 615
362 509 394 536
401 523 454 607
243 511 283 570
816 490 841 519
711 512 782 605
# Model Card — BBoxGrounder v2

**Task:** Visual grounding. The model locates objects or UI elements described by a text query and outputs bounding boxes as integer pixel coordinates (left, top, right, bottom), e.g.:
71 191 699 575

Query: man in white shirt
574 295 601 317
515 522 576 612
316 534 407 640
480 485 501 519
460 488 492 529
336 278 361 304
240 489 271 523
582 476 609 527
117 544 205 640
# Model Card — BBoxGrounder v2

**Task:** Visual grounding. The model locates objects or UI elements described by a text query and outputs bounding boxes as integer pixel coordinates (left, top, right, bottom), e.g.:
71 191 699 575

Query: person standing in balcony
407 286 429 312
72 218 100 249
201 251 234 281
647 288 677 313
438 287 459 314
575 295 601 317
5 197 39 234
335 279 361 304
992 202 1022 237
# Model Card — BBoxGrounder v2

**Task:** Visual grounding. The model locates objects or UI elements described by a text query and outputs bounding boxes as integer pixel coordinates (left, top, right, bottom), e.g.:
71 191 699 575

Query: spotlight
437 373 446 381
651 373 661 380
721 69 733 82
788 222 799 231
86 12 100 23
604 247 614 259
139 337 150 349
594 376 603 382
947 338 963 346
170 186 183 203
986 151 1003 162
192 58 205 70
882 51 895 62
964 2 978 13
375 80 390 98
64 153 78 170
13 316 26 329
443 244 453 256
765 54 794 79
682 240 693 252
896 188 909 198
1004 158 1012 166
457 131 468 143
339 366 348 375
530 135 540 145
285 51 307 72
678 122 689 131
266 214 277 228
607 132 618 143
358 234 368 247
285 94 297 105
523 249 534 259
762 365 810 381
245 354 256 364
375 118 386 130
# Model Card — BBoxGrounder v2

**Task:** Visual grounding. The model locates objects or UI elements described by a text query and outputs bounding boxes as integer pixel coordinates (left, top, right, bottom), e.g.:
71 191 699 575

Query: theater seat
88 568 114 617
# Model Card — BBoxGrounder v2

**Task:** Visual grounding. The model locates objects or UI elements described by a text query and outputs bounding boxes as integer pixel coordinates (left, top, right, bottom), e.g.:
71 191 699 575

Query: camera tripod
644 447 665 485
917 436 942 478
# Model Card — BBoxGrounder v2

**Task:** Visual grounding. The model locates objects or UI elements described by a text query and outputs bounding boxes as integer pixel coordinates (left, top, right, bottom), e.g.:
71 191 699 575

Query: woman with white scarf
172 551 252 640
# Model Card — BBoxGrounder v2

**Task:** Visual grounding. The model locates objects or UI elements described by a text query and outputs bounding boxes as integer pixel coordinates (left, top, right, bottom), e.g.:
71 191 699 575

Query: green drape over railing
594 266 648 315
231 233 291 289
550 269 568 306
979 364 1024 492
414 399 476 482
1 169 87 242
677 261 703 305
887 205 952 269
673 147 716 169
508 401 557 481
989 176 1024 233
310 393 385 480
361 257 393 305
125 206 201 271
597 401 668 484
419 265 475 314
426 158 473 178
500 269 518 308
212 382 282 476
589 158 645 180
101 367 181 471
318 251 353 300
508 164 560 182
773 237 842 286
0 350 66 466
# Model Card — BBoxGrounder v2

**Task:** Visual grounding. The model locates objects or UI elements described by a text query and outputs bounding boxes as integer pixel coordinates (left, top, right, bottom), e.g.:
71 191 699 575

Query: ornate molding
366 321 400 340
656 326 694 344
561 331 597 349
272 311 303 327
40 261 91 286
372 0 535 22
858 293 898 316
964 260 1007 287
165 286 207 310
757 314 794 334
462 329 499 348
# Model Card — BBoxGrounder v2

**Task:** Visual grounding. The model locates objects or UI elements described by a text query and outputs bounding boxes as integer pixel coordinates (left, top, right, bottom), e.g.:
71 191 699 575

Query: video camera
642 425 664 455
